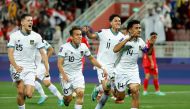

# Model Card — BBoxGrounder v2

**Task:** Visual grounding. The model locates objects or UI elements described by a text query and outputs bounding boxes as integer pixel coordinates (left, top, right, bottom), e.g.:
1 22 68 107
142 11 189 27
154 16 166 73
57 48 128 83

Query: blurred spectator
163 11 174 41
52 25 62 54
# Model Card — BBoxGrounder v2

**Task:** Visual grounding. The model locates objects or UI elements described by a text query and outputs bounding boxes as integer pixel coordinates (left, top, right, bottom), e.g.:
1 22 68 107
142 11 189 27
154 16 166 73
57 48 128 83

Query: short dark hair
20 14 32 21
69 26 81 36
150 32 157 36
127 20 140 30
109 14 120 22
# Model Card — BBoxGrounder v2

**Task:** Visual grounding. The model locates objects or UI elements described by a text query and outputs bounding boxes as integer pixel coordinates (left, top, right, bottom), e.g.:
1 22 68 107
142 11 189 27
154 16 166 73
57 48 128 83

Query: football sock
96 84 103 92
143 79 149 91
34 81 46 97
95 93 109 109
74 104 82 109
153 79 159 91
18 104 25 109
48 84 63 100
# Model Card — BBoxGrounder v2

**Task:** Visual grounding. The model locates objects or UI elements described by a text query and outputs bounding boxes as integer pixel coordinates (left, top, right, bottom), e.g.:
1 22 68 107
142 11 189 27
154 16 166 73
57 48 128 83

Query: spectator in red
142 32 166 96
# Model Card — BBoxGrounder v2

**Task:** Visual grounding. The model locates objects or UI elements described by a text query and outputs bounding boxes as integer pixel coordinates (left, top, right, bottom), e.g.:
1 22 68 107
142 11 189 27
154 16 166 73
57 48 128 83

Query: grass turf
0 82 190 109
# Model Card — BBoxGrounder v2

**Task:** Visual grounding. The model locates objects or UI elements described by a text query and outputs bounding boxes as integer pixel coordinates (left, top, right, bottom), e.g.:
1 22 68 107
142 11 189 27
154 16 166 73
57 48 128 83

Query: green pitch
0 82 190 109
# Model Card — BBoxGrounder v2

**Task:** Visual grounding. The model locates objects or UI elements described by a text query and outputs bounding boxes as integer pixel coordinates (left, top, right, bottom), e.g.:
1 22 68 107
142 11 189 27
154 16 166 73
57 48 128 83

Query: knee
76 92 84 104
17 90 24 97
43 81 51 87
25 92 33 99
116 91 125 100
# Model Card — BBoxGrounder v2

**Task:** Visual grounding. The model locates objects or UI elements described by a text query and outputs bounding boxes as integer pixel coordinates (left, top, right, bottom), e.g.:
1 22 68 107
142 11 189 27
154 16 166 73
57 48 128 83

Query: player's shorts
10 66 36 86
114 67 141 92
144 67 158 75
36 63 50 81
96 65 115 83
60 73 85 96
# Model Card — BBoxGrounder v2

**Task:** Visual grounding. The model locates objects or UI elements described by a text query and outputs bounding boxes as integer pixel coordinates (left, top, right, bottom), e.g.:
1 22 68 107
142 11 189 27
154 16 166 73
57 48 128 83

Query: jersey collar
70 42 80 49
110 28 119 36
20 30 31 36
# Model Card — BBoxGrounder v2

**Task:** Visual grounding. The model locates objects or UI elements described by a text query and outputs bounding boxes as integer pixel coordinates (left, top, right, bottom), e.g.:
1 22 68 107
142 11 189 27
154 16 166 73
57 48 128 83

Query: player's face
21 16 33 32
129 24 141 38
72 30 82 45
111 17 121 30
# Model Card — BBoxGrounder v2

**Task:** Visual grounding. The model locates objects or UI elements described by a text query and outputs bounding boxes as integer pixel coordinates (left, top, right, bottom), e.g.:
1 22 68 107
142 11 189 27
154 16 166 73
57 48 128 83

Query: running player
82 14 126 108
7 14 49 109
57 26 107 109
113 20 157 109
34 40 64 105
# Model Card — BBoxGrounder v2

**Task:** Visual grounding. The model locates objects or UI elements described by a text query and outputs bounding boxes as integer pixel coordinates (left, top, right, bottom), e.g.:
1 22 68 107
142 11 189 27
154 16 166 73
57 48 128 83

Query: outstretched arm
82 26 98 39
88 55 108 78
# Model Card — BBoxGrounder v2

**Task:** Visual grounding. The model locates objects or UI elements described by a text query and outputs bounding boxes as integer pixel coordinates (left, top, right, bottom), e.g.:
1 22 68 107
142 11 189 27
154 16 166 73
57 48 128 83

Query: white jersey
35 40 51 65
7 30 44 69
58 42 91 76
96 29 125 67
115 37 147 74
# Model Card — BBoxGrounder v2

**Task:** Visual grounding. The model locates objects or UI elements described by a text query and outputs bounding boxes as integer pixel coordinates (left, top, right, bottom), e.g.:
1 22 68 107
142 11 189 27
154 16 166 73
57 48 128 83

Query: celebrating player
34 40 64 105
113 20 157 109
82 14 126 108
7 14 49 109
57 26 107 109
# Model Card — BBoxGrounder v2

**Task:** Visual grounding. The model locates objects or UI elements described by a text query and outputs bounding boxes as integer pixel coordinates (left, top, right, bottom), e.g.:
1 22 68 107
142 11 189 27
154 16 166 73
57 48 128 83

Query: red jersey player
142 32 165 96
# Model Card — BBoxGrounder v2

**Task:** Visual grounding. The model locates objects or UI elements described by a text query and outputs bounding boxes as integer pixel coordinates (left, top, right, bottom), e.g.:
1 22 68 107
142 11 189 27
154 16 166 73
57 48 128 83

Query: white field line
1 91 190 99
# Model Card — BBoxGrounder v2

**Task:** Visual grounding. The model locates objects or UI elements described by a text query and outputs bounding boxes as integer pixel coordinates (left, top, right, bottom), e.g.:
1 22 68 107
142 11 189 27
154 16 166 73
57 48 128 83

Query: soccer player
82 14 126 108
142 32 165 96
7 14 49 109
113 20 157 109
34 40 64 105
57 26 107 109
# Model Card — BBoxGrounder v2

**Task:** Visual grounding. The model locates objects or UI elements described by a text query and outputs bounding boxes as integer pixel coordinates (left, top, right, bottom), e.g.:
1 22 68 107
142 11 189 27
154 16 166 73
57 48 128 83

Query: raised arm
82 26 98 39
113 36 132 53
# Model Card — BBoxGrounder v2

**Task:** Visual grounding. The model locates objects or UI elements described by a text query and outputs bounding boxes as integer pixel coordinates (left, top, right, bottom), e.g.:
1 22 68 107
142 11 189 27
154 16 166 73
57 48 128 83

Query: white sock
34 81 46 97
131 108 138 109
95 93 109 109
48 84 63 100
96 84 103 92
74 104 82 109
18 104 25 109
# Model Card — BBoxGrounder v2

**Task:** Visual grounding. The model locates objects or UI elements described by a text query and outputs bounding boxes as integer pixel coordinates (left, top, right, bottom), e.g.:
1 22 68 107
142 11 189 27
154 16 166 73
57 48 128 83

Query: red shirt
142 40 157 68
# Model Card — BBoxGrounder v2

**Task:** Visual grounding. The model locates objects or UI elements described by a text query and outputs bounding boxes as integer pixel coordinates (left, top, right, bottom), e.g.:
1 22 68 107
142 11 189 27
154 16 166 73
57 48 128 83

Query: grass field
0 82 190 109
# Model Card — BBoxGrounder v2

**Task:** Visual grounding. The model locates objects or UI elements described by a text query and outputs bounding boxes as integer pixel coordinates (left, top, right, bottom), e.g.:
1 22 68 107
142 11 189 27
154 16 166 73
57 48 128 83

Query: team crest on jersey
30 40 34 45
80 51 84 56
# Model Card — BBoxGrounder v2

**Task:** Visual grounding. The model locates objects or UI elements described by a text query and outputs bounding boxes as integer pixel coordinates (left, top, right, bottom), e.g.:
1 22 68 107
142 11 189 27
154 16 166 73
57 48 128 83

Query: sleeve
84 44 91 57
36 36 45 49
95 29 104 40
7 34 16 48
118 34 129 43
58 45 66 58
44 40 51 49
140 38 148 53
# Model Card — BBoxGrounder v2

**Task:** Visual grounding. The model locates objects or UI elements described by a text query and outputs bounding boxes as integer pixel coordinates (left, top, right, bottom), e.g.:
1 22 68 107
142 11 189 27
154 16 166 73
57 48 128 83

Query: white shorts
114 67 141 92
36 63 50 81
60 74 85 96
96 65 115 83
10 66 36 86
